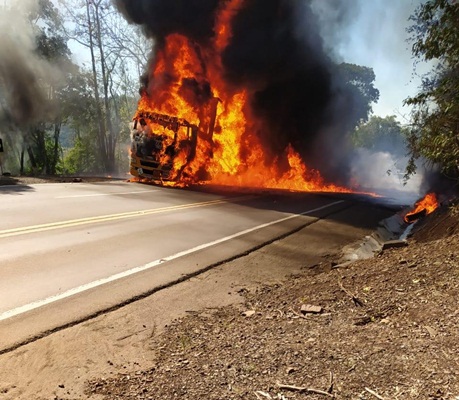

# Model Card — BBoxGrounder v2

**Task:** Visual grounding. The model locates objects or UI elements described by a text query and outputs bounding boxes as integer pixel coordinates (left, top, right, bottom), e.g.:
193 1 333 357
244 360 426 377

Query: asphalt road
0 180 395 351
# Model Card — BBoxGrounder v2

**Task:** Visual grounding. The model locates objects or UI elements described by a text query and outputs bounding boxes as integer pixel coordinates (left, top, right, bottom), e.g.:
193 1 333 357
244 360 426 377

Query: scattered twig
255 391 272 400
275 309 285 318
346 364 356 373
276 382 335 398
338 280 364 307
328 371 334 394
288 307 307 319
364 387 385 400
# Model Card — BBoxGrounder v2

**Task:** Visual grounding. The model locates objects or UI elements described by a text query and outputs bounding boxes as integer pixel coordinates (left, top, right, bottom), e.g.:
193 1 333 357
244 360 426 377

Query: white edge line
0 200 344 322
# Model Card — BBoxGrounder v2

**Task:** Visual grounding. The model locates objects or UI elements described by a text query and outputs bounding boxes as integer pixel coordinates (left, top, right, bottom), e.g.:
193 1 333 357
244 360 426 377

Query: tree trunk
34 127 47 174
27 146 37 171
50 121 61 175
94 1 116 172
86 0 108 171
20 147 25 175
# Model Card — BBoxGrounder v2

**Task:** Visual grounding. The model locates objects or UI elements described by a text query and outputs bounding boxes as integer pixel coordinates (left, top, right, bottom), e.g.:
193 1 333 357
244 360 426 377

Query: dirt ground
1 177 458 400
82 208 459 400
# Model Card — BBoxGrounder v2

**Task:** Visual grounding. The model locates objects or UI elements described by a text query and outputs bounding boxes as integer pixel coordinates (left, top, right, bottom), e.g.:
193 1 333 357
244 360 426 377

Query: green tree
338 63 380 128
60 70 101 174
352 115 408 155
405 0 459 179
29 0 74 175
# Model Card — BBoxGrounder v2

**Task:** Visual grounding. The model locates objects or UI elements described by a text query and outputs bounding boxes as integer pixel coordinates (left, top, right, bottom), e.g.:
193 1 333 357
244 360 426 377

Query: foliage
338 63 380 127
352 115 408 155
405 0 459 179
28 0 72 175
62 135 97 174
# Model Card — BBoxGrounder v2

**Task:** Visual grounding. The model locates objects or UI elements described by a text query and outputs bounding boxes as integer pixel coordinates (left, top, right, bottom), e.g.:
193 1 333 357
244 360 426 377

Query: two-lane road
0 180 392 351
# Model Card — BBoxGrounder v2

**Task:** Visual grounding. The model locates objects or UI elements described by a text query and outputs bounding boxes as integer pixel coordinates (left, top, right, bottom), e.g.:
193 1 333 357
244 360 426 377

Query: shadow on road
131 180 407 232
0 178 35 195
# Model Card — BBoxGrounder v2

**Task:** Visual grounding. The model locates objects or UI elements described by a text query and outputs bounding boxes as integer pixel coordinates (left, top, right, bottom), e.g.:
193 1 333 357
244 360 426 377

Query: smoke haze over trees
0 0 151 176
0 0 74 174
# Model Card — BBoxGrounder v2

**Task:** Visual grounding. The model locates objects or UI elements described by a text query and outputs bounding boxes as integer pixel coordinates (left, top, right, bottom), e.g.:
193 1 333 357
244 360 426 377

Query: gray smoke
313 0 438 198
314 0 427 116
0 0 61 127
310 0 361 59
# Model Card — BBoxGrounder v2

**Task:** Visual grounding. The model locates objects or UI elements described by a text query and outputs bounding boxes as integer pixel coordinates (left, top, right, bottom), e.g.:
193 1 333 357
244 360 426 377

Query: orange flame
214 0 245 52
133 1 360 194
404 193 439 223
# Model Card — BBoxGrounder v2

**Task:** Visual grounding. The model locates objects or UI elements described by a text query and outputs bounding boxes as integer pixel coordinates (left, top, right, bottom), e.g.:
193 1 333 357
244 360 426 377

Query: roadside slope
87 208 459 400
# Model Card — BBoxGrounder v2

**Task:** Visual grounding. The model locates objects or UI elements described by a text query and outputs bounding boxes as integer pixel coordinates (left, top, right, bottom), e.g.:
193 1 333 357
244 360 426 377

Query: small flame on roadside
404 193 439 223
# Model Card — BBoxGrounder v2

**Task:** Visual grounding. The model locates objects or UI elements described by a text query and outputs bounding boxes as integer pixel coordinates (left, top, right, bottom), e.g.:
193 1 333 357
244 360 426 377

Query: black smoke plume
114 0 372 185
0 39 50 126
114 0 221 44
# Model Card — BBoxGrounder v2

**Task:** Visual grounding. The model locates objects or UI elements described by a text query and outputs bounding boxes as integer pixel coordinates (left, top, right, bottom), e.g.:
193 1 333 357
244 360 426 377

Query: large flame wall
119 0 363 193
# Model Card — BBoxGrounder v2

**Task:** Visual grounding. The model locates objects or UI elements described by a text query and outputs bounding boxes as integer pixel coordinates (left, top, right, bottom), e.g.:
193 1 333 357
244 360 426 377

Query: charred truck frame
129 98 219 182
130 112 198 181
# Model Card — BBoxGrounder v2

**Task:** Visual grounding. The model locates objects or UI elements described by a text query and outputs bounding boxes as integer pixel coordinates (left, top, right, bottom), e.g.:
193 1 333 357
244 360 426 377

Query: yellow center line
0 196 253 239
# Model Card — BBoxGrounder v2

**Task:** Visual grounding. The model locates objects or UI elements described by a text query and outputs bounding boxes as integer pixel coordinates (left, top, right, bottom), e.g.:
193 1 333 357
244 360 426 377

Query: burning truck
119 0 375 193
129 99 219 182
129 113 198 182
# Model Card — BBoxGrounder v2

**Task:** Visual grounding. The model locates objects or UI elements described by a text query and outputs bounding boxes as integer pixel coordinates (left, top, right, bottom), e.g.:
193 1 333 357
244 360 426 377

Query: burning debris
404 193 440 223
117 0 378 192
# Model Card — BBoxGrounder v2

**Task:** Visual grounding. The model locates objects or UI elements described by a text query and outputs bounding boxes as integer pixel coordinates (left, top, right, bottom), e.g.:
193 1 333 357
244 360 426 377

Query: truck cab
129 112 198 181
